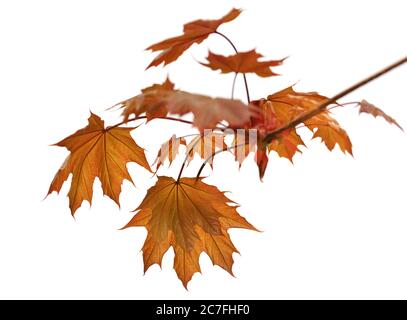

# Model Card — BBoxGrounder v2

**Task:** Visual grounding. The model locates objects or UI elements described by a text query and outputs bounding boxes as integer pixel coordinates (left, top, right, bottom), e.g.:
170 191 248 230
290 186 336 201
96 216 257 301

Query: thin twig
195 142 246 179
177 131 211 182
215 31 251 104
262 56 407 144
108 116 193 130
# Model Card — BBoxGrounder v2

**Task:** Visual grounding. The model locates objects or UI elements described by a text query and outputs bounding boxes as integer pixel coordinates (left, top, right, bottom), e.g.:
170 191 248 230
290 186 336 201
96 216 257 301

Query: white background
0 0 406 299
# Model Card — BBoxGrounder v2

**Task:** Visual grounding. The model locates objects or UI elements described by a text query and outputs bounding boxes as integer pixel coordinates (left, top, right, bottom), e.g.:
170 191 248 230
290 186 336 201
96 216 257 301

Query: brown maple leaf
123 176 256 288
154 134 186 170
359 99 403 130
146 8 241 69
201 49 284 77
47 113 151 214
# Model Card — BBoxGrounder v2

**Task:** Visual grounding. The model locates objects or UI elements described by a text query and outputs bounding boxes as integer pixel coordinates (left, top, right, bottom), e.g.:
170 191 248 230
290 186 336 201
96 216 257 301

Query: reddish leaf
255 147 269 180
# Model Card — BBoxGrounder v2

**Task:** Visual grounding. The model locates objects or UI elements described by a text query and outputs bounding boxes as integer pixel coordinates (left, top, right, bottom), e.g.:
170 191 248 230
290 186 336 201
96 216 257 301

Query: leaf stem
108 116 194 130
215 31 251 104
177 131 218 182
195 143 245 179
231 73 238 99
262 56 407 145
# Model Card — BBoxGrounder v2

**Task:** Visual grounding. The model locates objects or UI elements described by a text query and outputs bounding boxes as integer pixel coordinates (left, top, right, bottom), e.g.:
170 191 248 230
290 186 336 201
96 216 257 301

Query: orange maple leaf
146 8 241 69
201 49 284 77
359 99 403 130
252 99 305 162
48 113 151 214
123 176 256 288
266 86 353 155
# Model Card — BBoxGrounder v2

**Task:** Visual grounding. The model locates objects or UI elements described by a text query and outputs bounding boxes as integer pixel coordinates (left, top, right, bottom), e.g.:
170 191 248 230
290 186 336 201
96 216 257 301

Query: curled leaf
359 99 403 130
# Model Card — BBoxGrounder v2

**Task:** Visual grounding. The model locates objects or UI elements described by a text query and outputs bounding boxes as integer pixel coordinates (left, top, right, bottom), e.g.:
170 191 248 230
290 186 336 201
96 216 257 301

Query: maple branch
262 56 407 145
215 31 251 103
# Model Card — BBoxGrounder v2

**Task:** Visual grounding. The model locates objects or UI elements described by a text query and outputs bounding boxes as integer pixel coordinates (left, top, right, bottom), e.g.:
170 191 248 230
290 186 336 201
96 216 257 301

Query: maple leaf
251 99 305 161
201 49 284 77
154 134 186 170
359 99 403 130
304 113 352 154
123 176 256 288
165 91 256 131
186 132 227 167
266 86 352 155
117 77 175 122
47 113 151 214
119 87 256 132
268 130 305 162
146 8 241 69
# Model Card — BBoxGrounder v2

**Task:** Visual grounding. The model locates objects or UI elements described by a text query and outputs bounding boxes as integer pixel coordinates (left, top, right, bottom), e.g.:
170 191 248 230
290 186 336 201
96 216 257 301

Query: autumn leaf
359 99 403 130
123 176 256 288
47 113 151 214
268 130 305 162
146 8 241 69
186 132 227 167
255 147 269 181
119 87 256 132
166 91 256 131
304 113 352 154
201 49 284 77
266 86 352 155
117 77 175 122
154 134 186 170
